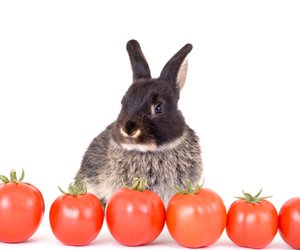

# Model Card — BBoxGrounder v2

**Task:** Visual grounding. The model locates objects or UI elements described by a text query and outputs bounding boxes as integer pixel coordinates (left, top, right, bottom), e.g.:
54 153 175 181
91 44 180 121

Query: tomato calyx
0 169 25 184
175 180 204 195
235 189 272 203
131 178 147 191
123 177 148 192
58 180 88 196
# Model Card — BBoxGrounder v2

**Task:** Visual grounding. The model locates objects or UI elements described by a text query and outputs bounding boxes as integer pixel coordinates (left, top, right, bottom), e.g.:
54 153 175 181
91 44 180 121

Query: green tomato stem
58 180 88 196
0 169 25 184
0 175 10 184
130 178 147 192
235 189 272 203
18 169 25 182
175 179 204 195
10 170 17 182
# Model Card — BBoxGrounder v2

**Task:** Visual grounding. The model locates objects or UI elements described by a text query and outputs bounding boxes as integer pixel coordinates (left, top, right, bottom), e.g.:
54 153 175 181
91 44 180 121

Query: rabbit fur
76 40 202 205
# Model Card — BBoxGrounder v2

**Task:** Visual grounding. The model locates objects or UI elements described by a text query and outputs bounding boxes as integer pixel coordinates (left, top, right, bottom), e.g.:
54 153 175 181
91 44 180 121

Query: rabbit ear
126 40 151 81
159 44 193 90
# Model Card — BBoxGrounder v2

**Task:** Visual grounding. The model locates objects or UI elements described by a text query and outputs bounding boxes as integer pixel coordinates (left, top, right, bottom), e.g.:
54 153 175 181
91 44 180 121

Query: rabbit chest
104 126 202 204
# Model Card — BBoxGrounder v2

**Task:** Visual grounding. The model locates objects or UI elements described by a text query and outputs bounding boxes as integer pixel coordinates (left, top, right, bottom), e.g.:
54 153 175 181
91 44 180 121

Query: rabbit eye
150 103 163 115
154 103 163 114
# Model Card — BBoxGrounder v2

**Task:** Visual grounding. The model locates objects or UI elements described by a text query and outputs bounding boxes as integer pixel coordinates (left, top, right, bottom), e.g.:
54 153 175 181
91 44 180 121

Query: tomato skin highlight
279 197 300 250
106 188 165 246
226 200 278 249
49 193 104 246
166 188 227 248
0 182 45 243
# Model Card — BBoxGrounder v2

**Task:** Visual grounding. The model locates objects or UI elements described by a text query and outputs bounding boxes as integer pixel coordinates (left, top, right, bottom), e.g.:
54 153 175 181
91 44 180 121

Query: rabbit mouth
120 128 141 139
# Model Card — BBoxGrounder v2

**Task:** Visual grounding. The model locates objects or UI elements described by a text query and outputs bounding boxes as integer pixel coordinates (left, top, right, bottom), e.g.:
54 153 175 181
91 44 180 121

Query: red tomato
49 181 104 246
279 197 300 249
106 179 165 246
0 169 44 243
166 183 226 248
226 190 278 249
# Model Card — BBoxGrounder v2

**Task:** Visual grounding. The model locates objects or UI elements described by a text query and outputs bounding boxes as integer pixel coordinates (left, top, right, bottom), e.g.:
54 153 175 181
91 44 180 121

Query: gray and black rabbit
76 40 202 205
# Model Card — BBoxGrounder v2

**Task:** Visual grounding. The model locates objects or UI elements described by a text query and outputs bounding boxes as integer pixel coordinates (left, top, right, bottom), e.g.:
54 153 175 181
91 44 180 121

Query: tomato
106 178 165 246
0 169 44 243
49 181 104 246
166 182 226 248
226 190 278 249
279 197 300 249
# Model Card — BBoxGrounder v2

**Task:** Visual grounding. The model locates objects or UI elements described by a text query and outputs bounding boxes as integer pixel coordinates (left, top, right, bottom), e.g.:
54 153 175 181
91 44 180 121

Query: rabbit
76 39 202 206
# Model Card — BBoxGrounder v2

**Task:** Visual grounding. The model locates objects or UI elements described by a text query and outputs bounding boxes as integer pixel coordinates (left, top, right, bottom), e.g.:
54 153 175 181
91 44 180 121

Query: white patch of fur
177 59 188 90
120 128 129 137
120 131 186 152
151 104 155 115
120 142 158 152
131 129 141 138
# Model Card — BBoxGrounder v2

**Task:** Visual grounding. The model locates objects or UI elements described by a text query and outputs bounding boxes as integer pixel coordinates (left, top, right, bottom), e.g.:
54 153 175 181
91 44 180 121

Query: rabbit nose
125 121 136 134
120 121 141 138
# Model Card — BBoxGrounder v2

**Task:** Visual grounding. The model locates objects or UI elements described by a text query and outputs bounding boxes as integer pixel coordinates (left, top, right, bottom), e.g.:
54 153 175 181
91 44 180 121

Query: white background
1 1 300 249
